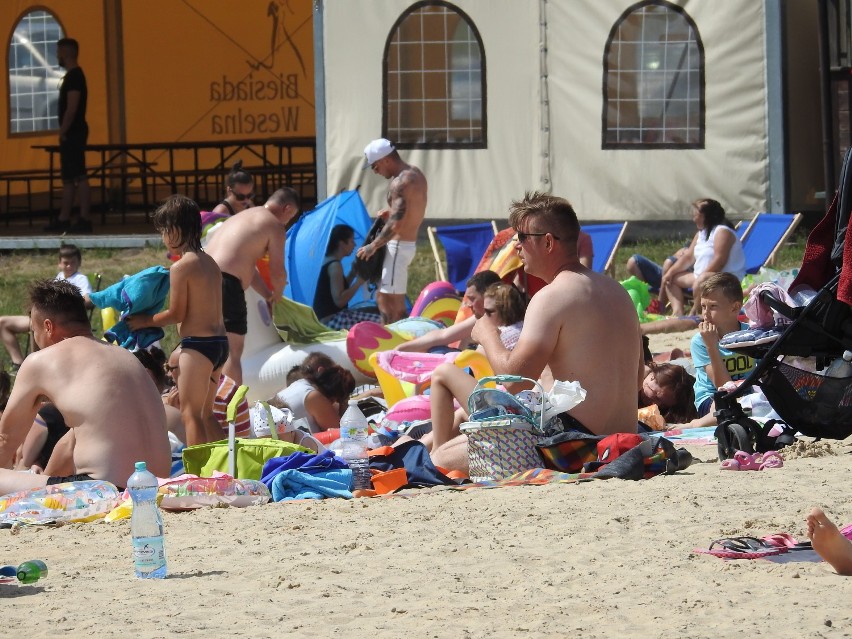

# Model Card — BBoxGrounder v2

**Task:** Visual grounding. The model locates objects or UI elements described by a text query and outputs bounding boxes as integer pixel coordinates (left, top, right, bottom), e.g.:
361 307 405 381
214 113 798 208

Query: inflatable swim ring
158 476 271 510
0 480 121 526
390 316 444 339
417 296 461 327
385 394 432 424
410 281 457 317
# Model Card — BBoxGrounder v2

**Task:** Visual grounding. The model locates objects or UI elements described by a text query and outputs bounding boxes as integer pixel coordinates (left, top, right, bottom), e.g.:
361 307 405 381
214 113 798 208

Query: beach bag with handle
460 375 546 482
182 386 312 480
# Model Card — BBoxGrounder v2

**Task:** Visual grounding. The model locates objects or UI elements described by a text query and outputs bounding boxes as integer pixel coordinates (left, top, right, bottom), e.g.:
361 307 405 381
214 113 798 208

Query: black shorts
60 126 88 182
221 272 247 335
46 472 93 485
556 412 595 435
181 335 229 369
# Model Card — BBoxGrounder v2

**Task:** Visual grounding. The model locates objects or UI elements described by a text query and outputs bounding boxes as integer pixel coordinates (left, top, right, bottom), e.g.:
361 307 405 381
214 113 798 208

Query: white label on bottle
133 537 166 572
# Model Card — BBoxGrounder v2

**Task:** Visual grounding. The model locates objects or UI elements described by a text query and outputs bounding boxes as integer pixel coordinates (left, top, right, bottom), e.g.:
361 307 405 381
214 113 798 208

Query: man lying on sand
428 192 643 472
0 279 171 493
808 508 852 576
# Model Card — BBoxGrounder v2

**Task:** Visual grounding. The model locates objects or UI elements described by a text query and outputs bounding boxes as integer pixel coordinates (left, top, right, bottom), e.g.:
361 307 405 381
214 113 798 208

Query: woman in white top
274 353 355 434
662 199 745 316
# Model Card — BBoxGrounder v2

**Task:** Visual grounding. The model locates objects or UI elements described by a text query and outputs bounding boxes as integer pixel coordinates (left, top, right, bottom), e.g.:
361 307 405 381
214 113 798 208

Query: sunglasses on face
515 231 561 243
231 190 254 201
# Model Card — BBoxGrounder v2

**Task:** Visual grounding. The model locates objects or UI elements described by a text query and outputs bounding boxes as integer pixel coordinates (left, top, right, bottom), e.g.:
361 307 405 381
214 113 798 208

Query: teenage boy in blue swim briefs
127 195 227 446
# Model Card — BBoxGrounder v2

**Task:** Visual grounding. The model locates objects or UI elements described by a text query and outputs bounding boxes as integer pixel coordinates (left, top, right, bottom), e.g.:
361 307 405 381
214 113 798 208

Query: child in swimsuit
126 195 228 446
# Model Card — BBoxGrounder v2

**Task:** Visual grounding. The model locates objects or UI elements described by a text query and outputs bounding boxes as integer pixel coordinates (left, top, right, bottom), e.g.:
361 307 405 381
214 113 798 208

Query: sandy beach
3 329 851 637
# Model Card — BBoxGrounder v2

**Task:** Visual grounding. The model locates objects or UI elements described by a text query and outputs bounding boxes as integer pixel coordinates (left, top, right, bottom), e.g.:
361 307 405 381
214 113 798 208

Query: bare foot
807 507 852 575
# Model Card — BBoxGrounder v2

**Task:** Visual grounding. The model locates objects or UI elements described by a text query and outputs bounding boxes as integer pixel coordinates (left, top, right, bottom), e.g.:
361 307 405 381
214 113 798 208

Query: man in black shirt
45 38 91 233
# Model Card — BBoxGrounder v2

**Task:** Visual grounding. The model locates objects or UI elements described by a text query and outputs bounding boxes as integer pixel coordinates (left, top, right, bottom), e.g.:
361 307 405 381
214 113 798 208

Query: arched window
383 1 486 148
602 0 704 148
7 9 64 134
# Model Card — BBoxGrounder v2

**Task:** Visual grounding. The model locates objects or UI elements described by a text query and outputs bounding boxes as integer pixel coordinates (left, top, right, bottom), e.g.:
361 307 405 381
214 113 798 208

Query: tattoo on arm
374 175 409 246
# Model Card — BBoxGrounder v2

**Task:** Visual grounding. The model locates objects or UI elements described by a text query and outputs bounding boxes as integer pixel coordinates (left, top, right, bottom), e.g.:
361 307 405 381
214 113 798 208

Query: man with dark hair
205 187 300 384
357 138 428 323
0 279 170 493
429 192 643 472
45 38 91 233
397 270 502 353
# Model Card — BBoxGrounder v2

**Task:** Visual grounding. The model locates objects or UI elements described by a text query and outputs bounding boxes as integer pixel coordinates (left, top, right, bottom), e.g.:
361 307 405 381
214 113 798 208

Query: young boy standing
127 195 227 446
691 272 756 420
0 243 91 372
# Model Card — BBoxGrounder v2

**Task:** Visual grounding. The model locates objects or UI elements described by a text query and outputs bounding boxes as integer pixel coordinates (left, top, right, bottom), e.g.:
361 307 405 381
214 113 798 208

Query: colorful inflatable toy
241 289 370 402
0 480 121 526
410 280 458 317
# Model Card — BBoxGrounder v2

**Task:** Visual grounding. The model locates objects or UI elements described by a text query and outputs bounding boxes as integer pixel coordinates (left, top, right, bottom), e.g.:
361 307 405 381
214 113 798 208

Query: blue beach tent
284 190 373 307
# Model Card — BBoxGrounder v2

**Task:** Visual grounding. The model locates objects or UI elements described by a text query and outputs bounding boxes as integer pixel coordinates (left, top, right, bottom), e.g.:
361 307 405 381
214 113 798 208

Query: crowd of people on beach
0 135 850 575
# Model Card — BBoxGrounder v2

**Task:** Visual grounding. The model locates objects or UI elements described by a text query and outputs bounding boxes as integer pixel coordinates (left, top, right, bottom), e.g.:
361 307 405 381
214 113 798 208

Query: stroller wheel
715 422 754 460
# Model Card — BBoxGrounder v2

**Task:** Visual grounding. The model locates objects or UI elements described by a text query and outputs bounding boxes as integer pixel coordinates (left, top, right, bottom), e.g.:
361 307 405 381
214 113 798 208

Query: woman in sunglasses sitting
482 282 526 350
211 160 255 216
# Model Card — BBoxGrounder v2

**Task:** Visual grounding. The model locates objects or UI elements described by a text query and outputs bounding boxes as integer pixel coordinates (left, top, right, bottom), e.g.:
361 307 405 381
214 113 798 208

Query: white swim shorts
379 240 416 295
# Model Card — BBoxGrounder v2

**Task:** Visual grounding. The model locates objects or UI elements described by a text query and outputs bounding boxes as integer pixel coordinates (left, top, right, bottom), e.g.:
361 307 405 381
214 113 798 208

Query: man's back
27 337 170 482
205 205 282 288
534 269 641 435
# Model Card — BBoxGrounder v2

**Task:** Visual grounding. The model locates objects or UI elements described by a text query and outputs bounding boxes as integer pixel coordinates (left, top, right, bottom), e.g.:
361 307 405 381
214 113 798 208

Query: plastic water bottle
127 461 167 579
826 350 852 378
339 401 371 491
16 560 48 584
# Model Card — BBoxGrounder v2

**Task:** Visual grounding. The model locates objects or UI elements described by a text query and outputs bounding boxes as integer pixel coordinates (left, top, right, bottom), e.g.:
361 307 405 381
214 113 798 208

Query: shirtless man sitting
428 192 643 472
356 139 428 323
205 187 300 384
0 279 171 493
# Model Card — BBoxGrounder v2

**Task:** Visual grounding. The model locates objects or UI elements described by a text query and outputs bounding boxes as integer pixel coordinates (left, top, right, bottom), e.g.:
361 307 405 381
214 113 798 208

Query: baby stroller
713 148 852 459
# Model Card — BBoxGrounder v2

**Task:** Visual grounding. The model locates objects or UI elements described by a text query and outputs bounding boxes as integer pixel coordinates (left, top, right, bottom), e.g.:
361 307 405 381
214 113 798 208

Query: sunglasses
231 190 254 201
515 231 561 243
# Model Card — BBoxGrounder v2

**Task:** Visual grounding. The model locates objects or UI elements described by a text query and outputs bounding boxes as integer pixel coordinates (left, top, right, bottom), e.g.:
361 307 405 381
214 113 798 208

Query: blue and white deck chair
428 221 499 292
738 212 803 274
581 222 628 276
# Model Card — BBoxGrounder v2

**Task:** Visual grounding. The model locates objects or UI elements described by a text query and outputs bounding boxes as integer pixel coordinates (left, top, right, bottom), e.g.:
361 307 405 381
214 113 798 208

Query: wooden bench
0 169 55 225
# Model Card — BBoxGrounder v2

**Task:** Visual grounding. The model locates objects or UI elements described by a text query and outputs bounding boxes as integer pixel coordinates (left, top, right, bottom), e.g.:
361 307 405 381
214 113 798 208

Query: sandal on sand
695 536 787 559
720 451 784 471
761 533 812 551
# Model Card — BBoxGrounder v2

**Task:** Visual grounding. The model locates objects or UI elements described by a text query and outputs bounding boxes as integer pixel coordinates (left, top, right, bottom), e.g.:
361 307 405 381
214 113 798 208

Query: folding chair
428 221 499 292
581 222 628 276
738 212 803 274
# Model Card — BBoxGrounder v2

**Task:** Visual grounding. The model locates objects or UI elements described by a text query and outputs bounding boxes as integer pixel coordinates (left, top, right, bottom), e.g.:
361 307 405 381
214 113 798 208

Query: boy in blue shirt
690 272 756 422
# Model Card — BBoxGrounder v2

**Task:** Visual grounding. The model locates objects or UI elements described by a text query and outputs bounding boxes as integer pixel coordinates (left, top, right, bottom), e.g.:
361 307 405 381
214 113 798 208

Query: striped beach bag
460 375 546 482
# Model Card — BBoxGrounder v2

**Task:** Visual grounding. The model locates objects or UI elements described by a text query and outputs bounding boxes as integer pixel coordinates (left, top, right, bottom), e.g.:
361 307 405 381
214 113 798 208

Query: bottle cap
134 461 147 471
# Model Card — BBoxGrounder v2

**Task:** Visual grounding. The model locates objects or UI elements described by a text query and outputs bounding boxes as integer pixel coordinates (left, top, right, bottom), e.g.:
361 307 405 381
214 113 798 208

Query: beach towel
270 468 353 501
89 266 170 349
273 297 347 344
259 450 347 488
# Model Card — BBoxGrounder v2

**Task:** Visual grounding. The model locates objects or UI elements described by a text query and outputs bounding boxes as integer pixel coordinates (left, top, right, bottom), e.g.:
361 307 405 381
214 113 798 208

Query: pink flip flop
761 533 811 550
757 451 784 470
694 536 787 559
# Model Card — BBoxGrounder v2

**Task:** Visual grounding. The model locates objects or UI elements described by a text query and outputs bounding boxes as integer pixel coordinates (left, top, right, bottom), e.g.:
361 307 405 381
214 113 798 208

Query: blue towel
90 266 170 349
270 468 353 501
260 450 347 487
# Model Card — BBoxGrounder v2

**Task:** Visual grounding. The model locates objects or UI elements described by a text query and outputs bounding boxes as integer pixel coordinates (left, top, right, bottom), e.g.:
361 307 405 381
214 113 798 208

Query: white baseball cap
363 138 395 168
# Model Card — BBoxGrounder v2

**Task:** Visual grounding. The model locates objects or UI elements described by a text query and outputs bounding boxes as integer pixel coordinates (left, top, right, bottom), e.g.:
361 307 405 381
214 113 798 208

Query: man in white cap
357 138 428 323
